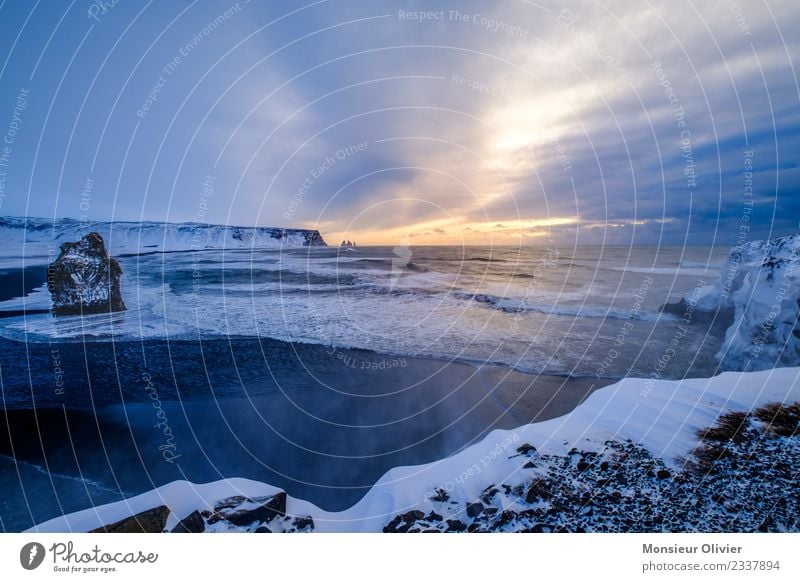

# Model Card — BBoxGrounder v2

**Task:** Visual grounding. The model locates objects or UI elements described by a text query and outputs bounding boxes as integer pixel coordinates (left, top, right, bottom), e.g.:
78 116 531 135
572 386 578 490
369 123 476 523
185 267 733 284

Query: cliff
0 216 327 261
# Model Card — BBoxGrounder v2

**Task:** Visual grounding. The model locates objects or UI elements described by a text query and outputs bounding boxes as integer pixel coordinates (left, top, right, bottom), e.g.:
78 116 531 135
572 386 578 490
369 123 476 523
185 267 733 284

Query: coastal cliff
0 217 327 259
665 234 799 370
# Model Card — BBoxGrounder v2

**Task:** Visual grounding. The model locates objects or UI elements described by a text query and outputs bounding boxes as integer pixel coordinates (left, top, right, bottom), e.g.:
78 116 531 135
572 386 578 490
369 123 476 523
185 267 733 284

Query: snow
0 216 326 264
28 366 800 533
679 234 800 370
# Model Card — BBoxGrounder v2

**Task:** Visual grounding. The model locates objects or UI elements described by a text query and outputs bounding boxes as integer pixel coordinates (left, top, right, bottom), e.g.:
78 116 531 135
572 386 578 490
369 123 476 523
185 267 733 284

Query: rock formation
90 505 169 533
664 234 799 370
48 232 126 315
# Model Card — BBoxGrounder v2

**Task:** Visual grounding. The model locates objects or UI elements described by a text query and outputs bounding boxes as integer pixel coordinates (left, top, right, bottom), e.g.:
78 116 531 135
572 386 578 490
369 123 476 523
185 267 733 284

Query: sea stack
48 231 126 315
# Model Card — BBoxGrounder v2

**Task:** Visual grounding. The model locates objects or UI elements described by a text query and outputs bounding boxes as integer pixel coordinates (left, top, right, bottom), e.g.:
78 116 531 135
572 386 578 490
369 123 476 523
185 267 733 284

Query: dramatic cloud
0 0 797 247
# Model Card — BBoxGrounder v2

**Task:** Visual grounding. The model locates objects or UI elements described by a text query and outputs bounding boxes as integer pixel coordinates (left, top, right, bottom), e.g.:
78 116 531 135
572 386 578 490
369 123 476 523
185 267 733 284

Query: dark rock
302 230 327 246
383 516 405 533
525 479 552 503
212 496 248 511
481 486 499 504
219 492 287 526
516 443 537 455
254 526 272 533
292 516 314 531
496 510 516 527
48 232 126 315
523 461 536 469
91 505 169 533
383 510 426 533
171 510 205 533
429 488 449 502
656 469 672 480
577 460 590 472
466 502 484 518
661 298 734 328
425 511 443 522
446 519 467 532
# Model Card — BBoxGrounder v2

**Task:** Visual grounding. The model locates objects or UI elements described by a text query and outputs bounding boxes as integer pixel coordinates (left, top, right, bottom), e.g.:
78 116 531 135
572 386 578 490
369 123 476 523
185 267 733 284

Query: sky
0 0 797 247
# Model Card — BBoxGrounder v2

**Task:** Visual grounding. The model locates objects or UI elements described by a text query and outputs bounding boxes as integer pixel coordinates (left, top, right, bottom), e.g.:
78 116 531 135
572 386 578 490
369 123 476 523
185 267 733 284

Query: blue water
0 245 728 380
0 244 731 530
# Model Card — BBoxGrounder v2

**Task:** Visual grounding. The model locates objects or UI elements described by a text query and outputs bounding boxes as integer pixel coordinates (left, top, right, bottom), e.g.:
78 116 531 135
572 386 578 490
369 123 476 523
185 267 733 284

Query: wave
0 453 122 495
452 291 668 321
463 257 509 263
679 260 724 270
414 256 509 264
611 266 714 276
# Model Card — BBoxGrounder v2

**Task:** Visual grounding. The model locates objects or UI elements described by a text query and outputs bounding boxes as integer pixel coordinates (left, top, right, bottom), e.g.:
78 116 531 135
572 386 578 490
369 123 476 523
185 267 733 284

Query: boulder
91 505 169 533
216 492 287 527
48 232 125 315
171 510 205 533
445 519 467 532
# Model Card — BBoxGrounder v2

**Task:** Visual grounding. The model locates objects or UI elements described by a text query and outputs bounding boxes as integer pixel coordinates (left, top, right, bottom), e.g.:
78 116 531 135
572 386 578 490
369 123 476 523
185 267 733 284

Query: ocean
0 244 731 530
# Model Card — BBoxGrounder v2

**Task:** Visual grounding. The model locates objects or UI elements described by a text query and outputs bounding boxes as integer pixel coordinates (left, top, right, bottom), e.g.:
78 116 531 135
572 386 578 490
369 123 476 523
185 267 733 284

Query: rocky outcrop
90 506 169 533
171 510 205 533
382 402 800 533
206 492 287 526
48 232 126 315
301 230 327 246
663 234 800 370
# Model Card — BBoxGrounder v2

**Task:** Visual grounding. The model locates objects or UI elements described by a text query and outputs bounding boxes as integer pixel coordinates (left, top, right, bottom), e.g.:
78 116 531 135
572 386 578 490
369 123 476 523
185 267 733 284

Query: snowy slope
0 216 326 263
29 366 800 533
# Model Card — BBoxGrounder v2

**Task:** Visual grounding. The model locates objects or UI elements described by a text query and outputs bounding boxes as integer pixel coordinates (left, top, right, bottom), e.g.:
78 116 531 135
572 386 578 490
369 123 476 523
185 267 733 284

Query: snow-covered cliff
670 234 799 371
0 216 327 261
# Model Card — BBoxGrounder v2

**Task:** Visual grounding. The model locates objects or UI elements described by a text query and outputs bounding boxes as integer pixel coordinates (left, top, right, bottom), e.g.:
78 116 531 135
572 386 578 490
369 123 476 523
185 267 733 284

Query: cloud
1 0 796 247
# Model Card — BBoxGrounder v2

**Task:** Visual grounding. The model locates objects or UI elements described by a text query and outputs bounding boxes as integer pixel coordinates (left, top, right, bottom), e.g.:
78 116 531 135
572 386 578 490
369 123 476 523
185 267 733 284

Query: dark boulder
220 492 287 526
291 516 315 532
48 232 126 315
91 505 169 533
445 519 467 532
171 510 205 533
466 502 484 518
383 510 425 533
